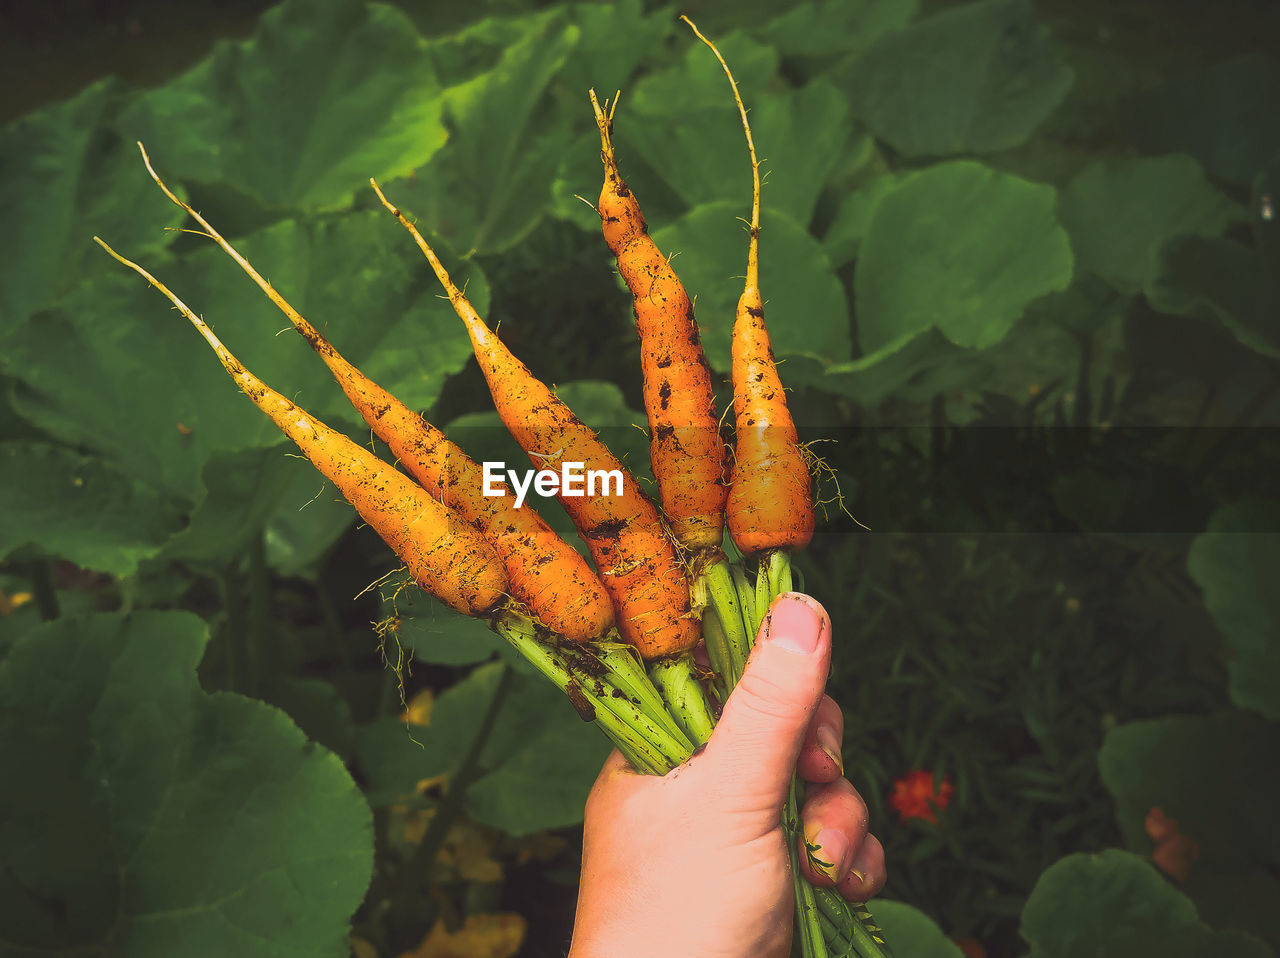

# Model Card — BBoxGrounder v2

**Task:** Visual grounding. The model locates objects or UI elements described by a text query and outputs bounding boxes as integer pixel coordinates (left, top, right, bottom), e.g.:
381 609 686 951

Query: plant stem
705 557 751 686
399 663 513 910
28 558 59 621
649 653 717 745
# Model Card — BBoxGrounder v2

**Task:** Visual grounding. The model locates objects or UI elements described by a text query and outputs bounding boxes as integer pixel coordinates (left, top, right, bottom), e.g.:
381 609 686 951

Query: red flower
889 769 954 824
1144 806 1199 881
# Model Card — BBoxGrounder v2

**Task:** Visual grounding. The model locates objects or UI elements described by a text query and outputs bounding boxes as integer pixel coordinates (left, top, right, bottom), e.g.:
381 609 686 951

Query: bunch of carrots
96 22 891 958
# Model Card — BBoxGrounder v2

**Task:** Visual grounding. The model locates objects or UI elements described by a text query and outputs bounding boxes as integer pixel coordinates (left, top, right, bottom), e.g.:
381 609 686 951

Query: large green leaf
822 172 908 267
0 79 184 336
1020 850 1274 958
262 459 356 577
560 0 672 96
1187 500 1280 720
1098 711 1280 862
854 161 1072 353
1099 711 1280 951
119 0 448 211
384 12 579 255
356 660 607 828
160 445 299 566
651 201 851 371
465 697 610 835
0 441 182 576
840 0 1073 157
1059 155 1243 294
623 79 853 227
631 30 779 115
0 610 372 956
759 0 919 58
1128 55 1280 188
869 900 965 957
2 210 485 499
386 584 506 667
1149 234 1280 360
807 328 963 407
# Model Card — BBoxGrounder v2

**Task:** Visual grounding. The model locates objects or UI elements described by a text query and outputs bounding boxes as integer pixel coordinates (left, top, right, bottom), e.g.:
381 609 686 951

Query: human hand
568 592 886 958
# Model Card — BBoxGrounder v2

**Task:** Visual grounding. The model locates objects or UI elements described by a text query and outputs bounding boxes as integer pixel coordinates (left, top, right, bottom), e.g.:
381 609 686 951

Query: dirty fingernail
816 723 844 773
764 593 824 654
804 824 849 882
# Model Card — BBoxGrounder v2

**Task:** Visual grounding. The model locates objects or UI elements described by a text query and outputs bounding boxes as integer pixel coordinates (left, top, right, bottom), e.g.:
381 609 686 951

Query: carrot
590 91 729 557
372 181 699 660
95 237 509 619
684 18 814 557
133 145 613 643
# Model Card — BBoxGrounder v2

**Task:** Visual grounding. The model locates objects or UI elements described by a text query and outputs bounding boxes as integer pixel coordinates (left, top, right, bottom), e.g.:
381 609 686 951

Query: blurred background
1 1 1277 957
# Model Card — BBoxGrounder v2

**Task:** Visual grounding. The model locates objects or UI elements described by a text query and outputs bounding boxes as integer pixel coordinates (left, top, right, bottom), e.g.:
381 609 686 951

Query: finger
594 748 639 789
797 777 869 886
797 695 844 783
698 593 832 817
836 832 887 901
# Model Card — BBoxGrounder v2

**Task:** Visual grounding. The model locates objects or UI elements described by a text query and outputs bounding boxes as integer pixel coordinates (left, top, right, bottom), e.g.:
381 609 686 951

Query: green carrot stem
729 561 758 648
586 642 695 753
788 777 831 958
700 606 732 702
494 615 682 774
649 653 717 745
705 558 751 685
813 889 894 958
766 548 794 596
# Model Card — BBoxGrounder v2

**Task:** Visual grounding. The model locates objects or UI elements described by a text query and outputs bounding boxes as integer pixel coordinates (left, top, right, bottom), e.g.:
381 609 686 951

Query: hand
568 592 887 958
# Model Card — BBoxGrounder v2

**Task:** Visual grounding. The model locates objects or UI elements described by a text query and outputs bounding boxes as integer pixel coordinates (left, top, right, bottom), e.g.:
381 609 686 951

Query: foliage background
1 0 1278 956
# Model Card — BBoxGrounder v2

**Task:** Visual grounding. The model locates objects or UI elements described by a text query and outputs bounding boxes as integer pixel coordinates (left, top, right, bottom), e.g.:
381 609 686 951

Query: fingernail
803 824 849 882
816 723 844 774
764 593 824 654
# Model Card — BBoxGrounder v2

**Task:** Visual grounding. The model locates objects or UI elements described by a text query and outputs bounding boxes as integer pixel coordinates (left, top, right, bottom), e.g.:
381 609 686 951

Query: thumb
699 592 831 815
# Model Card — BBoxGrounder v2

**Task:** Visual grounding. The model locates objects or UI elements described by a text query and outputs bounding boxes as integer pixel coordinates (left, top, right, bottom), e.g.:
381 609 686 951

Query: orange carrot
590 91 728 557
95 237 509 618
133 145 613 642
372 182 698 660
685 18 814 556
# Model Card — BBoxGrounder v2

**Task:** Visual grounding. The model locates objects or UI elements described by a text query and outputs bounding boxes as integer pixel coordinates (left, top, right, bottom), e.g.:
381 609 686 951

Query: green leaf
0 441 182 576
561 0 672 95
1098 711 1280 862
388 585 505 667
1188 500 1280 720
623 79 853 227
160 444 301 566
0 610 372 955
823 172 908 267
841 0 1073 157
0 79 185 336
120 0 448 211
854 160 1073 353
630 30 779 116
868 899 965 957
1020 850 1274 958
466 691 610 836
759 0 919 58
265 677 357 761
385 12 579 255
262 460 355 578
650 201 851 371
2 210 484 499
1128 54 1280 187
809 328 964 407
1149 234 1280 360
1059 155 1244 294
